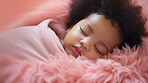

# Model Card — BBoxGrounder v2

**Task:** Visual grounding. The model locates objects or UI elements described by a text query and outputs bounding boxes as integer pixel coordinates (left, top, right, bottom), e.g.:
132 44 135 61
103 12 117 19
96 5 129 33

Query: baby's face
64 13 122 60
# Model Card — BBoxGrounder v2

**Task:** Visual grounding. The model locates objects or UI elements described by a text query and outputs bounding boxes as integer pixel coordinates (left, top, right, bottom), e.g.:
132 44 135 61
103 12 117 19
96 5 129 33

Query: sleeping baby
0 0 147 82
63 0 146 60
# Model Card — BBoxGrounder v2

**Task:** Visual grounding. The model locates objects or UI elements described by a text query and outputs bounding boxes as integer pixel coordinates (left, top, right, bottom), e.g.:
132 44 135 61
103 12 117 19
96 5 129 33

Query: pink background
0 0 47 28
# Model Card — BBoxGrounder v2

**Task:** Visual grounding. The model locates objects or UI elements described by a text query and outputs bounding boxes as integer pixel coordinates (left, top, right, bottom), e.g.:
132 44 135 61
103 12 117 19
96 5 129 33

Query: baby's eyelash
94 45 104 56
80 27 87 36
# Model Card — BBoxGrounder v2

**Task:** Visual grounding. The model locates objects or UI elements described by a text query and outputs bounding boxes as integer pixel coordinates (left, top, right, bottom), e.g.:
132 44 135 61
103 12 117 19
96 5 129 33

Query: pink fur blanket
0 0 148 83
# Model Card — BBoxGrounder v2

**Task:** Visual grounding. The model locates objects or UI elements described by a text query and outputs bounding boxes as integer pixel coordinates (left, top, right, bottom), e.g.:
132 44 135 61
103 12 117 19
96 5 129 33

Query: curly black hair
67 0 146 49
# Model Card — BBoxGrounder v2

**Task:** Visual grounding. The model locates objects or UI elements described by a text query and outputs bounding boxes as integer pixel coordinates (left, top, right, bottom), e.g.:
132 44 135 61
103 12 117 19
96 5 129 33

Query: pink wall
0 0 47 28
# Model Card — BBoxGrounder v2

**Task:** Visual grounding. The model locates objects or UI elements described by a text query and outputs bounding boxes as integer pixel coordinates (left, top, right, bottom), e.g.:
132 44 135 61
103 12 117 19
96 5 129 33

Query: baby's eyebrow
84 22 93 32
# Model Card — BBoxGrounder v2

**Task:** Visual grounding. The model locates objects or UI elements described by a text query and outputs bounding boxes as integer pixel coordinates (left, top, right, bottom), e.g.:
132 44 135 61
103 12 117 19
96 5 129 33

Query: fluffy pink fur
0 40 148 83
0 0 148 82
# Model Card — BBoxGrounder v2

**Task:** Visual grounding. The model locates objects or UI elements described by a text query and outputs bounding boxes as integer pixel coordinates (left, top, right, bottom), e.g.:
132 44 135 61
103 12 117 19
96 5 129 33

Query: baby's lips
73 45 83 56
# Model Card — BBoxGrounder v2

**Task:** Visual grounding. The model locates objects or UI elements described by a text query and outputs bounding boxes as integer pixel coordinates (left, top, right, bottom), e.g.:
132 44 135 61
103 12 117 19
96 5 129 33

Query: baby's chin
64 46 97 60
66 51 77 58
64 48 73 55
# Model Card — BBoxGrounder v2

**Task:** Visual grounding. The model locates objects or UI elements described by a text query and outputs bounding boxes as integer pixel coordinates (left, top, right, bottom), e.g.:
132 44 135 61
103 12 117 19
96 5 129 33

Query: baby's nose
80 37 90 50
